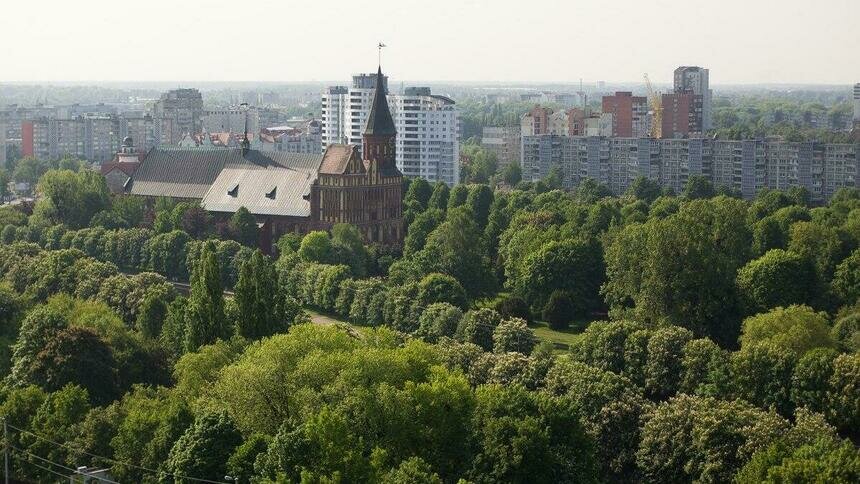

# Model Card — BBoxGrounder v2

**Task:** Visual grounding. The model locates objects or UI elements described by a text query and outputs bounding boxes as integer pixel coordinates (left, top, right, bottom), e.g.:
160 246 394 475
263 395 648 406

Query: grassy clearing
529 320 586 352
304 306 589 352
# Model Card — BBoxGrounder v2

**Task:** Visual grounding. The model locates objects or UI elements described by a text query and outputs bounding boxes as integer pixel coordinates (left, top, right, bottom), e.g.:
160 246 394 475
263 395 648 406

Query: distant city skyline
1 0 858 85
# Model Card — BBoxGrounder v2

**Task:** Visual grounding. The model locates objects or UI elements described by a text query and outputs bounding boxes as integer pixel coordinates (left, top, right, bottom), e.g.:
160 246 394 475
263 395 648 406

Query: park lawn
304 305 588 351
530 320 586 352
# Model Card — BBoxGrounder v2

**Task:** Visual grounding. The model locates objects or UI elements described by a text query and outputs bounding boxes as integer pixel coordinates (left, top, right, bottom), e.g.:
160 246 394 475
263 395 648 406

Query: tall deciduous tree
32 169 111 228
230 207 259 247
501 161 522 187
403 209 444 256
739 305 837 356
184 242 228 351
682 175 715 199
31 327 118 405
603 197 750 346
299 230 333 263
515 237 604 315
405 177 433 211
416 207 495 298
736 249 816 314
427 181 450 211
447 184 469 210
466 184 494 229
166 411 243 482
235 250 290 339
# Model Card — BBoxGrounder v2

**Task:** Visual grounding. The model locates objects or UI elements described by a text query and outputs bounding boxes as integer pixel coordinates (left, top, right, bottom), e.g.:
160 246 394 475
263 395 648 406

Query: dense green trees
184 242 228 351
457 308 502 351
32 169 111 229
229 207 258 246
739 305 836 355
604 197 750 346
30 327 118 405
736 249 816 313
2 164 860 483
515 237 604 316
542 290 576 330
833 249 860 305
166 411 243 481
637 394 789 483
235 250 300 339
413 207 496 298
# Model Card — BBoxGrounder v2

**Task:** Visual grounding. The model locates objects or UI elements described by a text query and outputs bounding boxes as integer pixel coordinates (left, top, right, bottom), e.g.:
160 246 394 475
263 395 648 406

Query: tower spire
363 66 396 137
362 60 396 170
240 102 250 153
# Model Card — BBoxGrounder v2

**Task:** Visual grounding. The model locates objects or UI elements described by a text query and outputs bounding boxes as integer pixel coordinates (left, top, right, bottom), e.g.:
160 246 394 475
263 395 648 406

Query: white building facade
389 87 460 186
322 76 461 185
854 83 860 125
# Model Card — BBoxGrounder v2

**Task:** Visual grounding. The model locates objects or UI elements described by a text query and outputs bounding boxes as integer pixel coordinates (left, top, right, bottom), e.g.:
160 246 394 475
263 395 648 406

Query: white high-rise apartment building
0 122 6 167
320 86 349 147
853 83 860 124
321 73 385 150
389 87 460 186
322 76 461 185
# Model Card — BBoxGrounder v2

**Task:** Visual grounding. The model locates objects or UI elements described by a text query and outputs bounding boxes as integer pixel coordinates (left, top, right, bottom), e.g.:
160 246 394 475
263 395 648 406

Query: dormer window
227 184 239 197
265 187 277 200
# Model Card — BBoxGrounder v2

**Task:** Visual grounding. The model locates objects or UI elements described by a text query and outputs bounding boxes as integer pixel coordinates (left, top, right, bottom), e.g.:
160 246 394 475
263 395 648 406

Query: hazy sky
2 0 858 84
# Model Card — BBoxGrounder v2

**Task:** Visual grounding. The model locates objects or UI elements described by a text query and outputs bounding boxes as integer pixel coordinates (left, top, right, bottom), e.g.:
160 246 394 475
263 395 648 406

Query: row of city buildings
3 75 463 187
520 135 858 203
1 89 317 164
519 66 713 140
321 73 460 186
482 72 860 204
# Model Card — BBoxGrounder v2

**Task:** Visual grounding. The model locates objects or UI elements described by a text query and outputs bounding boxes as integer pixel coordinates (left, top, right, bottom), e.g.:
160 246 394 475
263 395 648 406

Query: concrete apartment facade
854 83 860 125
660 66 712 138
21 116 119 163
152 88 204 144
674 66 712 131
521 134 859 203
321 73 388 150
481 126 521 169
202 106 285 135
0 122 6 167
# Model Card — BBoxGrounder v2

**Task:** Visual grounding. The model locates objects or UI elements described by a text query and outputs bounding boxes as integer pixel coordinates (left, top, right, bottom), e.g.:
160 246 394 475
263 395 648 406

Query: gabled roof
127 148 323 200
202 166 318 217
319 144 362 174
363 66 396 137
100 161 140 177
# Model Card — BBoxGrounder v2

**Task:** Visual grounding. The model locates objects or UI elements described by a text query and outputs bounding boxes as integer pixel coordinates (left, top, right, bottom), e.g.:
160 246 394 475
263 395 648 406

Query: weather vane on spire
378 42 387 67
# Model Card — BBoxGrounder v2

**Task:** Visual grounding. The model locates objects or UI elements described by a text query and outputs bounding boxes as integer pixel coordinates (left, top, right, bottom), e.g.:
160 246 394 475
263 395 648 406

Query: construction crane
643 73 662 138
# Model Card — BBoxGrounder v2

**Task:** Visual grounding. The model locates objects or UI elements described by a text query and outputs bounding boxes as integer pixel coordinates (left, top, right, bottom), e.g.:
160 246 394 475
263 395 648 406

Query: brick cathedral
123 67 404 248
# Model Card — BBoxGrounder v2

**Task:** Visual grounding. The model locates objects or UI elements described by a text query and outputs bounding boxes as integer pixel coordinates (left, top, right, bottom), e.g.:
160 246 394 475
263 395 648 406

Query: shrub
457 308 502 351
493 295 531 322
417 273 468 310
492 317 536 354
542 290 576 330
417 303 463 343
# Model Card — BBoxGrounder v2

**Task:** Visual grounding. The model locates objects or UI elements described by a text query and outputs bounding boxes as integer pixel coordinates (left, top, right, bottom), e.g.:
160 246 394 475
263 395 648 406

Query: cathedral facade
124 67 403 249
